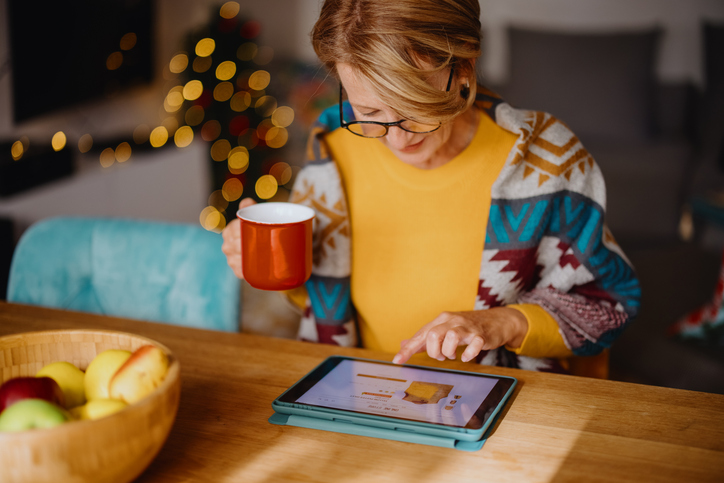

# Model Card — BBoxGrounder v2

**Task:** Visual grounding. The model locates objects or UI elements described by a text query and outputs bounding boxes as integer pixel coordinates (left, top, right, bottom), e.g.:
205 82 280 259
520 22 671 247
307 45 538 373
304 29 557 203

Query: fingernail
392 355 401 364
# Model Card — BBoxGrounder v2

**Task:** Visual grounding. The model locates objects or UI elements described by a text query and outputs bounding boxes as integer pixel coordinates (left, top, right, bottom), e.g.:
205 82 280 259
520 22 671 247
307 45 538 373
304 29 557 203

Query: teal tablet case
268 408 502 451
268 357 516 452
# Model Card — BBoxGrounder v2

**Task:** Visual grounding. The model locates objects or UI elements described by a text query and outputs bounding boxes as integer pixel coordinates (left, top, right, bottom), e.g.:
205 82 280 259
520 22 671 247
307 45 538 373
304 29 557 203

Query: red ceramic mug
237 202 315 291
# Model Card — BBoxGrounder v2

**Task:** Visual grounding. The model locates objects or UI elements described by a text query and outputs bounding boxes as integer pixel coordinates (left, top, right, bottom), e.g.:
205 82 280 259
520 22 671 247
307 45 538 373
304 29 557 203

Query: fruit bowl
0 329 181 483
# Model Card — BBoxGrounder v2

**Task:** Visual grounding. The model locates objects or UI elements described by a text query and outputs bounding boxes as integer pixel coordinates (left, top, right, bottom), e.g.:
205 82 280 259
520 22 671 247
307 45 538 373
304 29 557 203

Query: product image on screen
288 359 510 429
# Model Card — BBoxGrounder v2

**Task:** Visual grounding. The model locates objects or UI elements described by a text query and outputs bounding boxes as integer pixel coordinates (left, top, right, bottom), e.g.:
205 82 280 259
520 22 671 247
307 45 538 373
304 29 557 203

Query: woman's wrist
502 307 528 349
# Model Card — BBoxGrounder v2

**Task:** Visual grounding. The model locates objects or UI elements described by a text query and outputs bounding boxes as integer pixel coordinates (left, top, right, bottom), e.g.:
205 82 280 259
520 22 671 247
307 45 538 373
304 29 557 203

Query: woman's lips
399 139 424 153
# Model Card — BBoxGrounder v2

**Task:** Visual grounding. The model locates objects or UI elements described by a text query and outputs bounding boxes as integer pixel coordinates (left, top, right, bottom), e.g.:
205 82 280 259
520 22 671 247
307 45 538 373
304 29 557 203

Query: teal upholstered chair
6 217 240 332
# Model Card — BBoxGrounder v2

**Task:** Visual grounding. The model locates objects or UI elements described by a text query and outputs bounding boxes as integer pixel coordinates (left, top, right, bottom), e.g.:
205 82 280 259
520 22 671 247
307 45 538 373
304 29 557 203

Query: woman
222 0 640 375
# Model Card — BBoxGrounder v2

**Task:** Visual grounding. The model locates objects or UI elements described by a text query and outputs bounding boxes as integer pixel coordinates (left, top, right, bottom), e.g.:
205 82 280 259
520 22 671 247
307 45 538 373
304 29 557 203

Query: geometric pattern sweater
289 86 641 372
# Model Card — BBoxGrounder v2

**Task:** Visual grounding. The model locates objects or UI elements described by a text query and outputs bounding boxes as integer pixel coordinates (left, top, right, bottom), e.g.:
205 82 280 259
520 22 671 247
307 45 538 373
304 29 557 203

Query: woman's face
337 63 463 170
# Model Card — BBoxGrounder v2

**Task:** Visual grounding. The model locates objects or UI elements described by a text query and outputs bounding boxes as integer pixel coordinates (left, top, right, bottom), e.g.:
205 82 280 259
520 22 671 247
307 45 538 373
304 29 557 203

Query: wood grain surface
1 301 722 483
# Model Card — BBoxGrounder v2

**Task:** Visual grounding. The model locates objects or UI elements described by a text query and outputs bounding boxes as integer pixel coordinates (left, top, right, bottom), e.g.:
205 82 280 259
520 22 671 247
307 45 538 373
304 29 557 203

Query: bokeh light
51 131 66 151
201 120 222 142
11 141 23 161
271 106 294 128
255 96 277 117
193 56 212 73
237 129 259 149
200 206 226 232
164 86 185 113
115 142 132 162
255 174 278 199
248 70 270 91
195 38 216 57
228 146 249 173
266 126 288 149
185 105 205 126
150 126 169 148
120 32 137 50
219 1 240 19
169 53 189 74
208 190 229 211
222 178 244 201
270 162 292 185
183 80 203 100
106 52 123 70
133 125 150 144
174 126 194 148
236 42 257 62
216 61 237 81
100 148 115 167
213 81 234 102
210 139 231 161
230 91 251 112
78 134 93 153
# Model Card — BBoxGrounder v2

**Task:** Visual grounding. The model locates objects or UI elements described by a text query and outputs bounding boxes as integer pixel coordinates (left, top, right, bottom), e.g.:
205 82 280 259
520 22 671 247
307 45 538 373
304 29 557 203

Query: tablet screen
279 357 515 430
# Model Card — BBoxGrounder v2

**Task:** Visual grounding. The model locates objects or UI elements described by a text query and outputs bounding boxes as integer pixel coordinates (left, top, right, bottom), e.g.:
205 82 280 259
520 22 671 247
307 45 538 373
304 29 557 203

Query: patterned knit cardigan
288 86 641 372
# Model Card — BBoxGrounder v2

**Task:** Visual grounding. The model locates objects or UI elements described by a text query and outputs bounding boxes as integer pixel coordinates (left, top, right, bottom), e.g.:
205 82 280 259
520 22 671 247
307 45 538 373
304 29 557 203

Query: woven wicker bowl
0 329 181 483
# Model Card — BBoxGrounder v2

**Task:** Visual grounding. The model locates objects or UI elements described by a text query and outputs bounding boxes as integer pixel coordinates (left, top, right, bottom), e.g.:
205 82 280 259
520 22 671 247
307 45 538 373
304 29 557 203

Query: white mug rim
236 202 315 225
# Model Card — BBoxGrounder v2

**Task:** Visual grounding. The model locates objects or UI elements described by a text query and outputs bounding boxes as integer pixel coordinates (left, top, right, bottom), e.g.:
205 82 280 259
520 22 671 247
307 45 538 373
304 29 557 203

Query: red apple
0 377 65 412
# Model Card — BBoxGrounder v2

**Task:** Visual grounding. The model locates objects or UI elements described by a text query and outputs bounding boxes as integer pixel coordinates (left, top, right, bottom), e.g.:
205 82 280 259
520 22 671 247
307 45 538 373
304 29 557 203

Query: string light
220 2 240 19
215 61 237 81
100 148 115 167
115 142 132 162
106 52 123 70
174 126 194 148
169 53 189 74
255 174 278 199
195 38 216 57
149 126 169 148
120 33 137 51
51 131 67 151
222 178 243 201
78 134 93 153
11 141 24 161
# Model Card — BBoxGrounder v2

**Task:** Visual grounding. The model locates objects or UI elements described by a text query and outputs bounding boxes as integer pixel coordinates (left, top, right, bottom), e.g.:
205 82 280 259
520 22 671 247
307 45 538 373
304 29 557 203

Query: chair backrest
7 217 240 332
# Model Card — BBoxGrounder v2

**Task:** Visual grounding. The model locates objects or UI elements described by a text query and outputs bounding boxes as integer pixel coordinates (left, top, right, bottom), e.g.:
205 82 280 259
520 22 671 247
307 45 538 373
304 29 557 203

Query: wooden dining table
1 300 722 482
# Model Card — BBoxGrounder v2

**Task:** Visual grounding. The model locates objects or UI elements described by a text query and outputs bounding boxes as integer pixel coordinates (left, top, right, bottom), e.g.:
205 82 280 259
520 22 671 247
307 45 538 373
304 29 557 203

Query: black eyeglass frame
338 65 455 139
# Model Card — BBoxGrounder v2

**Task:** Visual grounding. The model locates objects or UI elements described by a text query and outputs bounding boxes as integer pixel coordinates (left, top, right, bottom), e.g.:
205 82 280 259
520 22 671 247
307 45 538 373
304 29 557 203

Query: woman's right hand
221 198 257 279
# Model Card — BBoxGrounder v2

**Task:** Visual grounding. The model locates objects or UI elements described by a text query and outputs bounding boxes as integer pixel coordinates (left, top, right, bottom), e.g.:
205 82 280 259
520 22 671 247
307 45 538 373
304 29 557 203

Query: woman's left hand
392 307 528 364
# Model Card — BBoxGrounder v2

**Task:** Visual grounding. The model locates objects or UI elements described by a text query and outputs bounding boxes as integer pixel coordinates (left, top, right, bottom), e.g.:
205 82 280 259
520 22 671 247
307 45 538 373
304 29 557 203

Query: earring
460 82 470 100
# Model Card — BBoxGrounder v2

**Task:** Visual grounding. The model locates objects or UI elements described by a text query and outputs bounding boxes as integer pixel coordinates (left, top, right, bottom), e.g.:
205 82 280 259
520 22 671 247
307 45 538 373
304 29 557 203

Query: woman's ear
455 59 476 99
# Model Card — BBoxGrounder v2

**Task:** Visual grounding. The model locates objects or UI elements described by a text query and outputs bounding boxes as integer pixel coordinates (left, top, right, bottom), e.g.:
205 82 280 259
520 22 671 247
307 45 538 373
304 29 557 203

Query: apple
70 398 128 421
109 345 169 404
0 377 65 412
84 349 132 400
36 361 86 409
0 398 71 431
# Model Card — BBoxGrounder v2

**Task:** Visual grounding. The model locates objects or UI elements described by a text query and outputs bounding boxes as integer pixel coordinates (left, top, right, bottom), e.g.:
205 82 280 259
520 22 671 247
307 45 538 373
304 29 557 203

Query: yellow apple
36 361 86 409
109 345 169 404
70 398 128 420
84 349 132 400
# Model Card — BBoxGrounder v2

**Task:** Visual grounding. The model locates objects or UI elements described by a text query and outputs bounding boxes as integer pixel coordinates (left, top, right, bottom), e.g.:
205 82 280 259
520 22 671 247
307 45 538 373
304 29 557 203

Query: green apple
0 398 71 432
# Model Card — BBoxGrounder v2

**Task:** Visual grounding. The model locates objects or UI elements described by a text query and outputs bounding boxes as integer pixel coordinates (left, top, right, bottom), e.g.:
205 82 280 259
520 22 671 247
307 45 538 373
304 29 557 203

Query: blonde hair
312 0 481 124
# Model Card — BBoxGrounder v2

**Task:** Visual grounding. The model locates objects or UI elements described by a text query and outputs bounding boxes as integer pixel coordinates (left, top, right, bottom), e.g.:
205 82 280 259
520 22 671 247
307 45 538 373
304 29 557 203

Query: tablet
271 356 517 444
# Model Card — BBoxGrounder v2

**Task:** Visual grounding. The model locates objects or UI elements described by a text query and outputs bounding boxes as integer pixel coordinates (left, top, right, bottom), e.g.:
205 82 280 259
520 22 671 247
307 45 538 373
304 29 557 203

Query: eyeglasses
339 65 455 139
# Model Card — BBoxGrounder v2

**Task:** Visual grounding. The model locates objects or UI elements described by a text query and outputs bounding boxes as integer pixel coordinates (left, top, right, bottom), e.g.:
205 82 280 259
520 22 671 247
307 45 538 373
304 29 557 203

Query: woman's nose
384 125 416 149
